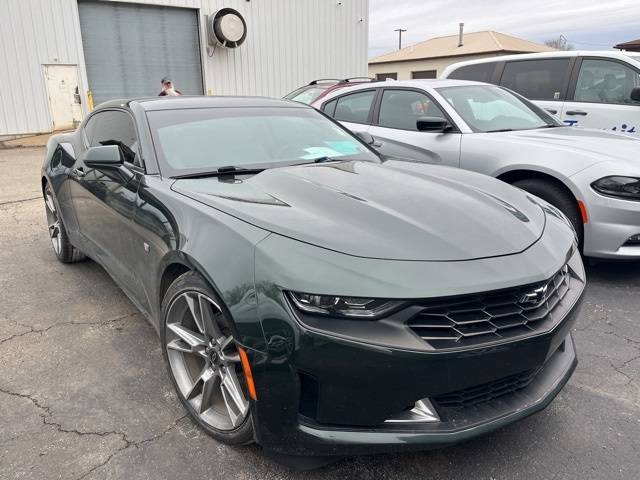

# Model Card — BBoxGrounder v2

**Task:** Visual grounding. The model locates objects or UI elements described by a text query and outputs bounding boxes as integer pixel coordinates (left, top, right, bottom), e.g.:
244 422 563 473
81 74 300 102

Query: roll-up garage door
78 1 204 105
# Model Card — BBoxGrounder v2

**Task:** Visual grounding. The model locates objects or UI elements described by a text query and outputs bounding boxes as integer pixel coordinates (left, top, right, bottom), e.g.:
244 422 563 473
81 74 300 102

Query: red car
284 78 375 106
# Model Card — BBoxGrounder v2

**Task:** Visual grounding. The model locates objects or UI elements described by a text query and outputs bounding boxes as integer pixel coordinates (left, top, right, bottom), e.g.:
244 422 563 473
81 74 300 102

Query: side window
411 70 437 79
82 116 97 146
500 59 571 100
448 63 496 83
332 90 376 124
378 89 446 131
88 111 139 165
322 99 337 117
574 59 640 104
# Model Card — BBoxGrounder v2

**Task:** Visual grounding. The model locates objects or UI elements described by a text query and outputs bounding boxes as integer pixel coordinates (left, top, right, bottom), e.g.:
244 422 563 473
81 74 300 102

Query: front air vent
298 371 320 420
407 265 572 350
434 368 541 409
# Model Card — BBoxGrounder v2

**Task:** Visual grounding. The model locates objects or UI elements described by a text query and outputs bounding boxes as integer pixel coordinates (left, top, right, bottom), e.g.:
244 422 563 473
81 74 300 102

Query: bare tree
545 36 574 51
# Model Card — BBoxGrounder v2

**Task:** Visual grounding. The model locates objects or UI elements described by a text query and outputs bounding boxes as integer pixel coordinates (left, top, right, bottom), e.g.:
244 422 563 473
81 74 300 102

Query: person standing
158 77 182 96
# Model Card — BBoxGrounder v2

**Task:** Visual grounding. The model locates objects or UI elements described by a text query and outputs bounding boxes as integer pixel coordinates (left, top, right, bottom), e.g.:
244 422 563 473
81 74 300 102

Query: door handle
565 110 588 116
545 108 558 115
72 167 85 178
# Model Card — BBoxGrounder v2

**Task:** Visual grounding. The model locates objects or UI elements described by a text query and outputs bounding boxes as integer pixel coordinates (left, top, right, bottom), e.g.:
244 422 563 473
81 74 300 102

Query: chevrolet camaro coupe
41 96 585 460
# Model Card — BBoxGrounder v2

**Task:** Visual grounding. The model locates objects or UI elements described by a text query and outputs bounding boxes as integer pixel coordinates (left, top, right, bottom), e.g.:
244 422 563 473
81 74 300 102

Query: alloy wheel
165 291 250 431
44 189 62 255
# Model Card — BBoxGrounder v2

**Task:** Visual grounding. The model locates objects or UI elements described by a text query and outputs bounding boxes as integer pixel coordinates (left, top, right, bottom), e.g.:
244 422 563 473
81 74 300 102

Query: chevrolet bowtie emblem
518 284 548 305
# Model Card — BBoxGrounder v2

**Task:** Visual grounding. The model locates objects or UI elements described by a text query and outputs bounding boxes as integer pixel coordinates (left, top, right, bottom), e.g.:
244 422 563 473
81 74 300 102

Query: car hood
481 127 640 169
172 161 546 261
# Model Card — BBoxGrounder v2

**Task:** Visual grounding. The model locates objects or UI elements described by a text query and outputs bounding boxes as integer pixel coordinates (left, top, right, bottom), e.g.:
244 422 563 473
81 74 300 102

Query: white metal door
44 65 81 131
560 57 640 135
560 100 640 134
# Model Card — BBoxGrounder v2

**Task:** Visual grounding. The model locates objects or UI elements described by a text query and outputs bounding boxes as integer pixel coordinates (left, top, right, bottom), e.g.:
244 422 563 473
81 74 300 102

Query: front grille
434 368 540 409
407 265 571 349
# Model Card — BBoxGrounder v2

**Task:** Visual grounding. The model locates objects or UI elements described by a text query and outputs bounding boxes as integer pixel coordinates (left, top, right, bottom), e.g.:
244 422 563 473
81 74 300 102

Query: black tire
511 178 583 248
160 271 254 445
43 184 86 264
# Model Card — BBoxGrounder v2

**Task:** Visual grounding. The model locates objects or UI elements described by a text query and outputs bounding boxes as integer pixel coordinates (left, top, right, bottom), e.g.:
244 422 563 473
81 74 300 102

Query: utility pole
394 28 407 50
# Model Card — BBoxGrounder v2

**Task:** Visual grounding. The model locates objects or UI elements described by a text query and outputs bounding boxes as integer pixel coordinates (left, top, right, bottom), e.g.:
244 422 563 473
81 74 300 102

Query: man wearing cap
159 77 182 96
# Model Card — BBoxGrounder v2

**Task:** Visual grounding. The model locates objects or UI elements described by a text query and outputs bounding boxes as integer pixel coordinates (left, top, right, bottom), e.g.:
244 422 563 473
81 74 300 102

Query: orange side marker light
578 200 588 224
238 347 258 401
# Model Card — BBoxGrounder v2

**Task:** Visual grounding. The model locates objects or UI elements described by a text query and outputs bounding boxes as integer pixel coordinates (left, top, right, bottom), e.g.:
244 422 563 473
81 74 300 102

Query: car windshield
437 85 561 132
284 86 328 104
147 107 379 177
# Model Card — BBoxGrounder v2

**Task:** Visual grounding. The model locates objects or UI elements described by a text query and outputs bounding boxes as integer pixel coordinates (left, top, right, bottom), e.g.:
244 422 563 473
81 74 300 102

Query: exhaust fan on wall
206 8 247 49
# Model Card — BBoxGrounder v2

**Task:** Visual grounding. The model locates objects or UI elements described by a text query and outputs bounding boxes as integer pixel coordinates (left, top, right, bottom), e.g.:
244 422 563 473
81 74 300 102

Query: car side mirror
630 86 640 102
354 131 382 147
83 145 123 168
416 117 452 132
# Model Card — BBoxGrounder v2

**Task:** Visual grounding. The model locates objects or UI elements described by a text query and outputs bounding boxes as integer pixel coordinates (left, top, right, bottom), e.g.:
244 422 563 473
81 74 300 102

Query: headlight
287 292 404 319
591 176 640 200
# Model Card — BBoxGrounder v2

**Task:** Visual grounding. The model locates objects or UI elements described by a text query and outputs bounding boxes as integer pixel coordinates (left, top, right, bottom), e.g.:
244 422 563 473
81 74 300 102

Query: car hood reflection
172 160 545 261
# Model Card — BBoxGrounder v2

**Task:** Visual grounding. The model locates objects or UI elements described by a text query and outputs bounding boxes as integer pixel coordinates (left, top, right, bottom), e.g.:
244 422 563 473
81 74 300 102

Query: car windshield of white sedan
438 85 559 132
147 107 377 176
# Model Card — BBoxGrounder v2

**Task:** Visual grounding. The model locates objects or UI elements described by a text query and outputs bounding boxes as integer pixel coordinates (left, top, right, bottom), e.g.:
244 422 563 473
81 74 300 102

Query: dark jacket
158 90 182 96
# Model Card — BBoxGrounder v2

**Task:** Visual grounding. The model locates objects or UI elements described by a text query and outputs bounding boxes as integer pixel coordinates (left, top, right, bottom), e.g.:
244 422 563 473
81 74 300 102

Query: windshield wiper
309 156 342 164
485 128 514 133
537 124 560 129
171 165 265 179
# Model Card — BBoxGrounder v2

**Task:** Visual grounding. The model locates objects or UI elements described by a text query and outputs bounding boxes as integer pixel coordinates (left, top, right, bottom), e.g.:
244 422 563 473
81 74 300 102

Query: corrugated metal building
0 0 369 137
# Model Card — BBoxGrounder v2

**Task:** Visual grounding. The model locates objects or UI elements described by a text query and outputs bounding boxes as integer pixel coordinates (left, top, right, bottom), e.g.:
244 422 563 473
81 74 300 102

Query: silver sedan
315 79 640 259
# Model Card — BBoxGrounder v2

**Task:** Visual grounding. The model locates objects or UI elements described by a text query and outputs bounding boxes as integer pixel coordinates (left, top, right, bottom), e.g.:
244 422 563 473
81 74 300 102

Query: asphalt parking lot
1 146 639 480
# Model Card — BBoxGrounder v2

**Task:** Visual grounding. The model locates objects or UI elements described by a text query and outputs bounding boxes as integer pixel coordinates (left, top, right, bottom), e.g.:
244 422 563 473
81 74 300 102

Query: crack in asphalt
0 385 189 479
74 414 189 480
0 387 128 441
0 312 140 346
0 195 41 206
582 351 639 387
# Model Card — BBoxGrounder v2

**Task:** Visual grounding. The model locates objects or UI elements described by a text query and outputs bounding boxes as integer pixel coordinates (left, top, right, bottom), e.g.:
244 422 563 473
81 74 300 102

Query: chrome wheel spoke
167 322 207 348
199 294 225 342
185 366 211 400
49 222 59 236
199 369 220 414
45 194 56 213
221 366 249 427
167 338 193 353
184 293 205 334
219 335 234 350
49 221 62 254
219 336 240 363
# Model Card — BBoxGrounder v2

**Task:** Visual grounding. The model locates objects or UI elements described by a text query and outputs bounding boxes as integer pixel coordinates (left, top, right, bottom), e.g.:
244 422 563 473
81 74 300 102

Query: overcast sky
369 0 640 58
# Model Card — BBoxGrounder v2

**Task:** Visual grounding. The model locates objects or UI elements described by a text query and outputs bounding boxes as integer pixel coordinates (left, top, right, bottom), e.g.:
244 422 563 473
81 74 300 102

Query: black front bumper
249 271 584 457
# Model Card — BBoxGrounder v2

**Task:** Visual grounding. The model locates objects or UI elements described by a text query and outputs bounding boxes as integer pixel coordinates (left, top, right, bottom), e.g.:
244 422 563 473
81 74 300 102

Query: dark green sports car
41 96 585 461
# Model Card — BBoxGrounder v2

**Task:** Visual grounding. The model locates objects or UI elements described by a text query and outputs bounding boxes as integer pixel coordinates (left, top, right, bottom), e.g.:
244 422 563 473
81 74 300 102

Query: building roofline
368 30 552 65
368 49 530 66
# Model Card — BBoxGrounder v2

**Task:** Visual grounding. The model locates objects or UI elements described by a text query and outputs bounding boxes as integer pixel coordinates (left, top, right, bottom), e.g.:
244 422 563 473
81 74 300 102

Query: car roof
442 50 640 75
316 78 488 99
96 96 307 112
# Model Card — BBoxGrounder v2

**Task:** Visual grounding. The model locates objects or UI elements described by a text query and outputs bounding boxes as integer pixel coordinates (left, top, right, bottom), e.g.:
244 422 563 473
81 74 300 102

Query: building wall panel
0 0 369 136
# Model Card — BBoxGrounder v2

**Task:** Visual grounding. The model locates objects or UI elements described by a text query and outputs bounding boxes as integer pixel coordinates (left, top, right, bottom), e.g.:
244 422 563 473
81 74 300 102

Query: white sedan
314 79 640 259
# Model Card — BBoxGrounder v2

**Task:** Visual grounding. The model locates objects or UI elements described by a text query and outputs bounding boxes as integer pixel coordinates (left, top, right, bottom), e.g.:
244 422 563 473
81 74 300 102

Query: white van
440 51 640 135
